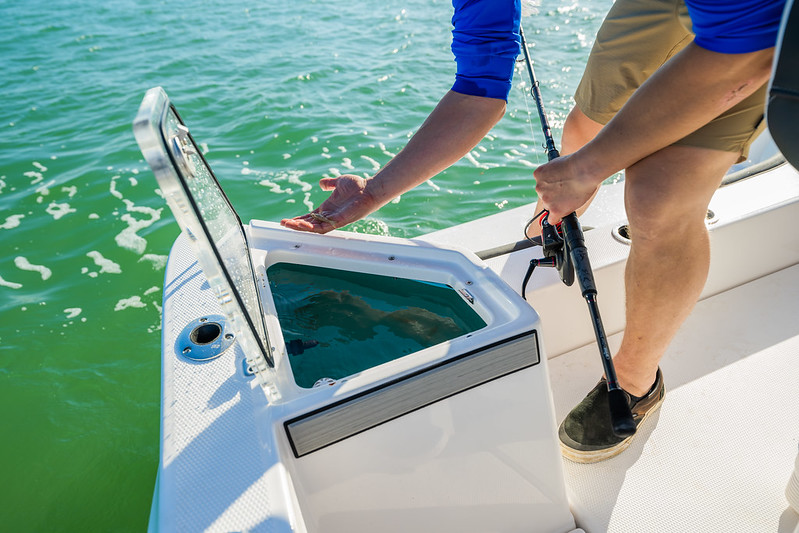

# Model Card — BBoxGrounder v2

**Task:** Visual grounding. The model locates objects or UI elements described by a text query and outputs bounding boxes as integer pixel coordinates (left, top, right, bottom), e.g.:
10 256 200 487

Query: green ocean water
0 0 608 529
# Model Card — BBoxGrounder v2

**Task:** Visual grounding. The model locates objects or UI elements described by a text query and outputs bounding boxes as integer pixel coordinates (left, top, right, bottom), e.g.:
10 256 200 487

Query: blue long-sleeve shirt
450 0 521 100
686 0 786 53
449 0 786 102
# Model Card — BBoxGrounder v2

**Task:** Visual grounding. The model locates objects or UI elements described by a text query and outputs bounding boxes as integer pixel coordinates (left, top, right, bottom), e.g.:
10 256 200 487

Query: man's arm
535 43 775 221
281 90 506 233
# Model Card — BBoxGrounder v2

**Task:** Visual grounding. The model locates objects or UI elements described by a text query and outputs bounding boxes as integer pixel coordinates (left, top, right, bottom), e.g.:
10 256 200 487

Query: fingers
279 212 337 234
533 155 589 222
319 177 338 191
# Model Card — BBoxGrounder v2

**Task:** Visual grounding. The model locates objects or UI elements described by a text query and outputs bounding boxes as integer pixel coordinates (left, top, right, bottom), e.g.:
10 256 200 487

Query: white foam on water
32 161 48 172
257 179 291 194
465 152 491 170
378 143 396 158
25 171 44 185
88 213 99 219
80 267 99 278
35 180 55 196
14 257 52 280
283 153 291 159
114 198 163 255
360 155 381 171
341 157 354 170
302 192 314 212
86 251 122 274
63 308 81 319
109 176 123 199
0 176 6 194
143 286 160 296
0 274 22 289
45 202 76 220
115 220 148 254
427 180 441 191
61 185 77 198
0 214 24 229
114 295 146 311
139 254 168 270
286 171 312 192
129 177 138 186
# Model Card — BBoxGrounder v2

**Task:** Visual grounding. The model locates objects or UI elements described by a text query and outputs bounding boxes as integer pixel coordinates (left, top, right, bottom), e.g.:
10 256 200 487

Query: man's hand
280 90 507 235
280 175 379 234
533 153 602 223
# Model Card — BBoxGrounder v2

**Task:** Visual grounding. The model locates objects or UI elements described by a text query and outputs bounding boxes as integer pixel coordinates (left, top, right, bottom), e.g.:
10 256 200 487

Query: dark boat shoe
558 368 665 464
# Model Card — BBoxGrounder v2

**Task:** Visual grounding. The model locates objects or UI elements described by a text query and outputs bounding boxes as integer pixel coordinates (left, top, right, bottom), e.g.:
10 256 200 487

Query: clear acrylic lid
133 87 273 369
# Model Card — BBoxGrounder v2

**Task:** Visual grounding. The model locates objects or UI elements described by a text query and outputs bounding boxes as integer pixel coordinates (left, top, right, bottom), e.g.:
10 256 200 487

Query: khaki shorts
575 0 767 161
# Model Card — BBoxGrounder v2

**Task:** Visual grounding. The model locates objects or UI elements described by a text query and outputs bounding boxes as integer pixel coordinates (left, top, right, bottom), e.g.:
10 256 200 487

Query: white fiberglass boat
135 7 799 529
135 86 799 533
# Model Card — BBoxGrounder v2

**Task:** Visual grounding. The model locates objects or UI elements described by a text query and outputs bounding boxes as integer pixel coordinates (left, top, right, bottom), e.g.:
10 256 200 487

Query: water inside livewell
267 263 487 388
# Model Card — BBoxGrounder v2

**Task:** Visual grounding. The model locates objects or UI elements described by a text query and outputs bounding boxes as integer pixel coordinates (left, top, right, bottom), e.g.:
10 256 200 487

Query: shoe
558 368 665 464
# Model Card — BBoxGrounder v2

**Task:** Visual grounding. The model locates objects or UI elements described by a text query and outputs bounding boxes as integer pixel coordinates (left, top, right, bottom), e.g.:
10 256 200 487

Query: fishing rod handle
560 213 597 296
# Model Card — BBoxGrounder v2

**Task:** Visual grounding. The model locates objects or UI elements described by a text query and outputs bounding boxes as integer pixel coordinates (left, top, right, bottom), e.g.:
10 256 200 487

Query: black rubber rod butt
561 213 636 437
608 388 637 437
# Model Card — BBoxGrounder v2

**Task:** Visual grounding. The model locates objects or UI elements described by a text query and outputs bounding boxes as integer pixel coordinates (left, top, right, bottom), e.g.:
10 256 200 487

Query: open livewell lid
133 87 274 370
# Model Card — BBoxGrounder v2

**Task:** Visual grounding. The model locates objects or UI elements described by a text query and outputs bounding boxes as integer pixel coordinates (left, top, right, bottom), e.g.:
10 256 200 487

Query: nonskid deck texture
548 264 799 533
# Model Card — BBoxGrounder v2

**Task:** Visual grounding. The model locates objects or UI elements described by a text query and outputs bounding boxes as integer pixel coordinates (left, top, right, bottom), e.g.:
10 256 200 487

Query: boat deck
423 160 799 532
153 158 799 532
550 263 799 533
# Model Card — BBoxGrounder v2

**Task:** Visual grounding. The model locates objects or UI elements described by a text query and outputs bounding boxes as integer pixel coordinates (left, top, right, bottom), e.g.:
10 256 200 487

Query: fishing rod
519 24 635 438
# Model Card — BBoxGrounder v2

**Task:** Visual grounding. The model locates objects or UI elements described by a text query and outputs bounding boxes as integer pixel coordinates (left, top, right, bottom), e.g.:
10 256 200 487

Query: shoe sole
560 393 665 464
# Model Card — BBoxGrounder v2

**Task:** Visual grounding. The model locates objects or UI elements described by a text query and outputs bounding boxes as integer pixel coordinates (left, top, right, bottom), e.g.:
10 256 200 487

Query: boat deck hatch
267 262 487 388
135 87 539 401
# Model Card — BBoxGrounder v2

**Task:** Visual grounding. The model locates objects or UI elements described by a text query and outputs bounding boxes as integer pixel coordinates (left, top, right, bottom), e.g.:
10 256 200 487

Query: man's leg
558 143 739 463
561 107 604 155
612 144 739 395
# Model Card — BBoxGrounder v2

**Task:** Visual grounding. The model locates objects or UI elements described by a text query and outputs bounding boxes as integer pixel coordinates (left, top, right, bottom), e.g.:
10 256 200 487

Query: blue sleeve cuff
451 56 517 100
693 31 781 54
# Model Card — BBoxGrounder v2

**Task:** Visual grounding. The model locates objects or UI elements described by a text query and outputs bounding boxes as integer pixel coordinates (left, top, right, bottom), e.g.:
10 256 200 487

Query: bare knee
625 181 709 246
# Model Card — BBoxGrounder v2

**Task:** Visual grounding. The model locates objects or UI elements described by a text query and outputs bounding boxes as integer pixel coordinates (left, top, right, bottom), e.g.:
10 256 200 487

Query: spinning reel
521 213 574 299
